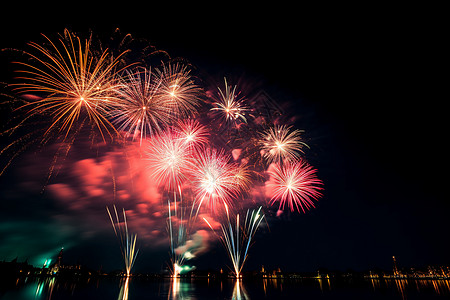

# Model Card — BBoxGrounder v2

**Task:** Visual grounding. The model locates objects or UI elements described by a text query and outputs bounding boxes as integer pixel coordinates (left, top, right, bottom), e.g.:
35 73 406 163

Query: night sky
0 4 447 274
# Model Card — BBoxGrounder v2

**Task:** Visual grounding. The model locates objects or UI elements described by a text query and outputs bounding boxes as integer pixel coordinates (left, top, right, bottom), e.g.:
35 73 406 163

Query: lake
1 276 450 299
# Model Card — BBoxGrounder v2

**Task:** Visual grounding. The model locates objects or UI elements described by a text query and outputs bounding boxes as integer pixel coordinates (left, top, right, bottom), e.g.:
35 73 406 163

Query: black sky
0 4 447 272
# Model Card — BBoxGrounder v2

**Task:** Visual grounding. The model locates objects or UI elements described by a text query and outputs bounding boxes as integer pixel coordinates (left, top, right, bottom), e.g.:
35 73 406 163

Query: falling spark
266 160 323 213
106 205 138 277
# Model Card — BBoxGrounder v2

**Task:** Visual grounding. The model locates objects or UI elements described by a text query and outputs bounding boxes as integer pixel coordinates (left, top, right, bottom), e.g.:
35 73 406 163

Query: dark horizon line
2 256 449 276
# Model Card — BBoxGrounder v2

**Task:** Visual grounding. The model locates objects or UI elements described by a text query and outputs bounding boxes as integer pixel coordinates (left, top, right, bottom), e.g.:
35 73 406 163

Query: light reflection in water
417 279 450 296
232 280 250 300
118 277 130 300
33 277 55 299
4 276 450 299
317 278 331 292
385 278 450 299
370 278 381 290
394 279 408 300
168 276 195 300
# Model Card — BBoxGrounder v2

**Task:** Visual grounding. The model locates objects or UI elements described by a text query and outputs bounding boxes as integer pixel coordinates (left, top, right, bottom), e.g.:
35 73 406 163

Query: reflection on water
1 276 450 299
232 280 249 300
35 277 55 299
428 279 450 295
168 276 195 300
370 278 381 290
317 278 331 292
117 277 129 300
396 279 408 300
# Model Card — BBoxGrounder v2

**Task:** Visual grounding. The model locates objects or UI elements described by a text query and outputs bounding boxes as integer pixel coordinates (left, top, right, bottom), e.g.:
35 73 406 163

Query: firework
204 205 264 278
3 29 326 278
145 129 199 276
191 148 242 213
168 201 185 277
13 30 127 141
259 125 309 164
166 187 197 278
266 160 323 213
106 206 138 277
174 118 209 149
146 130 192 190
210 77 248 124
155 63 201 118
110 67 173 144
233 163 253 194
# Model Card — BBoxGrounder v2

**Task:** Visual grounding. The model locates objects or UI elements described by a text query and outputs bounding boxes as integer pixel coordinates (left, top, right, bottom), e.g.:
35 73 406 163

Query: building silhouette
393 256 400 276
50 247 64 275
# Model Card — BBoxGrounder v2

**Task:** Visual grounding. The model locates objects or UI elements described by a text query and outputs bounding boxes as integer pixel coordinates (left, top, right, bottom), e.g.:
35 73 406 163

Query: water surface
1 276 449 299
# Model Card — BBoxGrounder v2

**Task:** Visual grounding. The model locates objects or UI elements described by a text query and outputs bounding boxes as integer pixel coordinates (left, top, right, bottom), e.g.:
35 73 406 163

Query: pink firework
266 160 323 213
146 130 192 190
191 148 241 212
174 119 209 149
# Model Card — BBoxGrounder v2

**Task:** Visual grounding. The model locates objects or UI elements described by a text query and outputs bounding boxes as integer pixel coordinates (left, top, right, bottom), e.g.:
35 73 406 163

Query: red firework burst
266 160 323 213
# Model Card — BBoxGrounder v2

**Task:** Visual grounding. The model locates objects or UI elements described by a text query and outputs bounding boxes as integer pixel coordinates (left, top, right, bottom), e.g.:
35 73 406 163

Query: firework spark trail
12 30 128 142
191 148 244 214
266 160 323 213
106 205 138 277
145 129 197 276
204 205 264 278
174 118 209 149
211 77 248 124
146 130 192 190
260 125 309 164
110 67 173 144
166 190 196 277
2 29 326 279
167 189 183 276
154 63 201 118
